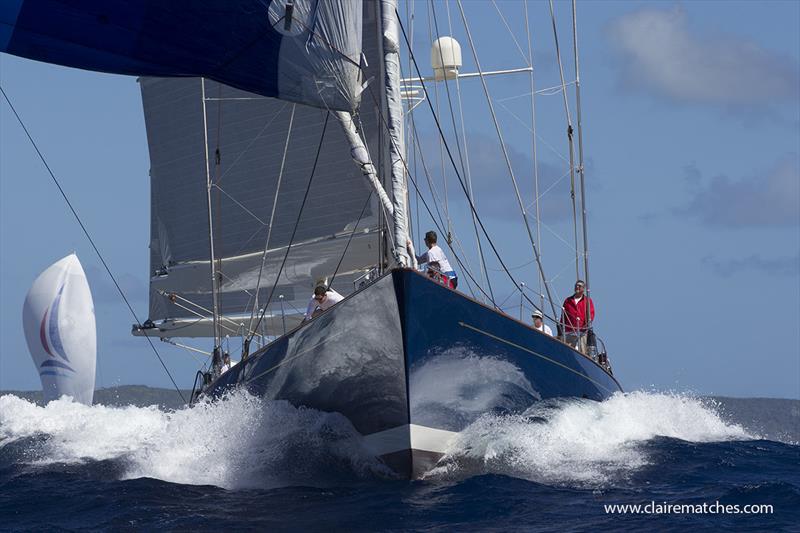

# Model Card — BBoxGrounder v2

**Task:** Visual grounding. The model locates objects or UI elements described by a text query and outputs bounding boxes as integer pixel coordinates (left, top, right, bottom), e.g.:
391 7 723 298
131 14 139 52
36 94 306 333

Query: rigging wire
215 102 288 184
494 99 570 164
246 111 330 344
406 110 481 300
200 78 222 357
160 338 210 363
0 85 186 403
436 0 495 304
490 0 532 67
453 0 560 322
212 183 268 226
407 114 447 232
328 190 374 289
426 1 451 242
404 164 495 305
496 81 577 100
571 0 593 330
360 78 483 301
395 12 561 322
352 113 398 262
444 0 492 302
524 0 546 314
406 0 422 248
162 291 257 338
548 0 581 282
247 104 296 335
360 73 487 303
213 80 225 327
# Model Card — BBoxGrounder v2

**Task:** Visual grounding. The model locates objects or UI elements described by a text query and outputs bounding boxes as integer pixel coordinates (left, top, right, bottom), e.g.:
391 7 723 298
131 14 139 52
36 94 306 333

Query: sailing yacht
2 0 620 478
23 254 97 406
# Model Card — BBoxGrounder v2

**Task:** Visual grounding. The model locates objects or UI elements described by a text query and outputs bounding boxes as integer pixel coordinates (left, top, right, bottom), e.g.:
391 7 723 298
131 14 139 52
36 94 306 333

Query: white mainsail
22 254 96 405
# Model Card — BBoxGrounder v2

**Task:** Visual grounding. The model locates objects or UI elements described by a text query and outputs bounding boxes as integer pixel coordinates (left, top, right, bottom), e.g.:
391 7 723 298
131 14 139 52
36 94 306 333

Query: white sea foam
0 391 388 489
425 391 756 485
0 390 757 489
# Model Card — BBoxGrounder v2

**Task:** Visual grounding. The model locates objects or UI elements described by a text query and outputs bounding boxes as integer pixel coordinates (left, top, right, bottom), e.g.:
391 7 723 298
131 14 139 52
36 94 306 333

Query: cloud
703 254 799 277
608 6 799 107
676 155 799 227
411 132 579 225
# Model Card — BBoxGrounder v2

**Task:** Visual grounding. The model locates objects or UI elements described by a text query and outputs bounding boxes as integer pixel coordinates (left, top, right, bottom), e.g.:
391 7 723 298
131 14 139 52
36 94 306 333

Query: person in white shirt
304 285 344 321
532 310 553 336
220 352 232 373
409 230 458 288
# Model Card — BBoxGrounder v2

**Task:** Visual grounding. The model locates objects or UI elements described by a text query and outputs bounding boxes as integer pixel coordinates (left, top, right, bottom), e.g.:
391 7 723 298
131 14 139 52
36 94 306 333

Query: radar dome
431 36 462 81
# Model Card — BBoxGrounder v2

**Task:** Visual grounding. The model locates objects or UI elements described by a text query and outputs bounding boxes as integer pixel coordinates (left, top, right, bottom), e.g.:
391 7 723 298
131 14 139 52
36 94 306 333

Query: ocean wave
0 390 774 490
0 391 389 489
424 391 756 485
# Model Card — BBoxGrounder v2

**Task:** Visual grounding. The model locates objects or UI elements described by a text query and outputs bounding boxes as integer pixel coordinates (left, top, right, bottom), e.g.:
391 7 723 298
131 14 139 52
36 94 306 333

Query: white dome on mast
431 36 462 81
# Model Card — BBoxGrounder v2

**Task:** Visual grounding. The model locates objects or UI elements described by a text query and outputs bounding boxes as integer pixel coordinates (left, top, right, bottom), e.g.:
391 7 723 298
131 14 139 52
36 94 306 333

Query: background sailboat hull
205 269 622 478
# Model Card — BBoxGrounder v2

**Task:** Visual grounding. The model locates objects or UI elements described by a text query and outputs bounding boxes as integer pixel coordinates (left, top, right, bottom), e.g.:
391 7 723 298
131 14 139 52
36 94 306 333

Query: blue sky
1 1 798 398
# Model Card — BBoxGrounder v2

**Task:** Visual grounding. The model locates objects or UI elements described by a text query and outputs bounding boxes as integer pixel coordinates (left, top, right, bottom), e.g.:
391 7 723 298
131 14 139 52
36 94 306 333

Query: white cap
531 310 543 319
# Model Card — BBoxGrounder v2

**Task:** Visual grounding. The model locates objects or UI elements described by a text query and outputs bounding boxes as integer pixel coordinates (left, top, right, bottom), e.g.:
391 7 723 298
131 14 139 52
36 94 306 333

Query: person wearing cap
560 280 594 354
304 285 344 321
531 310 553 336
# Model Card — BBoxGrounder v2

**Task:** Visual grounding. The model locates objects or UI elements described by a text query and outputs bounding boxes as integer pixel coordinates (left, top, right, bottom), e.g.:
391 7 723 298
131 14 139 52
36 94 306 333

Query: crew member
532 310 553 336
426 261 455 289
220 352 232 373
304 285 344 321
560 280 594 354
409 231 458 288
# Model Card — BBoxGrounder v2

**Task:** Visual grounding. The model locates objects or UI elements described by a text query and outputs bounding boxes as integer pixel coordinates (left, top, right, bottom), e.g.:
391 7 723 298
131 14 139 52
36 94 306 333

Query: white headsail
23 254 96 405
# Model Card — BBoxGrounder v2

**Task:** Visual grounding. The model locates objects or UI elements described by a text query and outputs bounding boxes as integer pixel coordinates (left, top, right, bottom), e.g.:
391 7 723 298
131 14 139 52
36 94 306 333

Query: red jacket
561 295 594 332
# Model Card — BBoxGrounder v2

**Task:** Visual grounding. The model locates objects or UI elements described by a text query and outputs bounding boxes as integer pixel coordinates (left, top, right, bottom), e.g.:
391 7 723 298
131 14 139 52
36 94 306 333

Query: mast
200 77 222 368
571 0 592 335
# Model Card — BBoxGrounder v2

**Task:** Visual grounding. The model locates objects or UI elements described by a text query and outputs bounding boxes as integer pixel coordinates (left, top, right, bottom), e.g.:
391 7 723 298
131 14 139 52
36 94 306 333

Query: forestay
0 0 363 111
137 3 386 339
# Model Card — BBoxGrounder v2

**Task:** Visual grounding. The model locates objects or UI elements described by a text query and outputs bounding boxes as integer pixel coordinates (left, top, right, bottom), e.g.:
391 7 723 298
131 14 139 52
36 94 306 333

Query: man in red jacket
560 280 594 354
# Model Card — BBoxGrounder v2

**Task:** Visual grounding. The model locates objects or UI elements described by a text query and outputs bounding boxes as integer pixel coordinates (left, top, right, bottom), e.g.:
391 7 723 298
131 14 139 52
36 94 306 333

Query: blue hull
205 269 622 478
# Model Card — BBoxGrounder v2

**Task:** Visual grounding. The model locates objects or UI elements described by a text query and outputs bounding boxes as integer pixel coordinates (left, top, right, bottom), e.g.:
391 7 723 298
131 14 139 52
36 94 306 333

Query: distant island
0 385 190 410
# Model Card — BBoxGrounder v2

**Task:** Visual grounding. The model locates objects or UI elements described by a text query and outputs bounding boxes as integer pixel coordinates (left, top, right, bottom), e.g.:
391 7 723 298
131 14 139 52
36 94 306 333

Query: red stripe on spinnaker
39 310 54 356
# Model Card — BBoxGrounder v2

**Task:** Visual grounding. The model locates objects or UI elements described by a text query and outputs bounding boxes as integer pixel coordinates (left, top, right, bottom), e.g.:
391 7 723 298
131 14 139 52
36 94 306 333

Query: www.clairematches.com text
604 501 774 515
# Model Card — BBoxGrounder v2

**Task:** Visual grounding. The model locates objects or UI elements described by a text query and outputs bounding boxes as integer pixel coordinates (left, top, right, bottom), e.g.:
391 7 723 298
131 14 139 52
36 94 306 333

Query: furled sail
22 254 96 405
380 0 413 267
134 3 386 339
0 0 363 111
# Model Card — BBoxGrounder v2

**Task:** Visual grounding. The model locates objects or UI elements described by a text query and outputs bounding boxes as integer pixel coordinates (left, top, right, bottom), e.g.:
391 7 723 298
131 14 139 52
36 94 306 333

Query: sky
0 1 798 399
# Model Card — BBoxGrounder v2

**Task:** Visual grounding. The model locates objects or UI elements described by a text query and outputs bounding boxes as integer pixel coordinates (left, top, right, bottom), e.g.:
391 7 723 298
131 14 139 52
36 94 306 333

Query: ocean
0 389 797 532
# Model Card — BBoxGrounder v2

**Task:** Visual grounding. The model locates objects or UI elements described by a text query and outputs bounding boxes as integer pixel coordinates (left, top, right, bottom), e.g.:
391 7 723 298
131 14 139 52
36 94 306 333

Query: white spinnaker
22 254 96 405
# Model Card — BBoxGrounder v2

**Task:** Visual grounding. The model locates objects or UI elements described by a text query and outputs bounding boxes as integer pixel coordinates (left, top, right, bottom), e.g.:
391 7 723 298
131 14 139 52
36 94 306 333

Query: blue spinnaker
0 0 363 111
